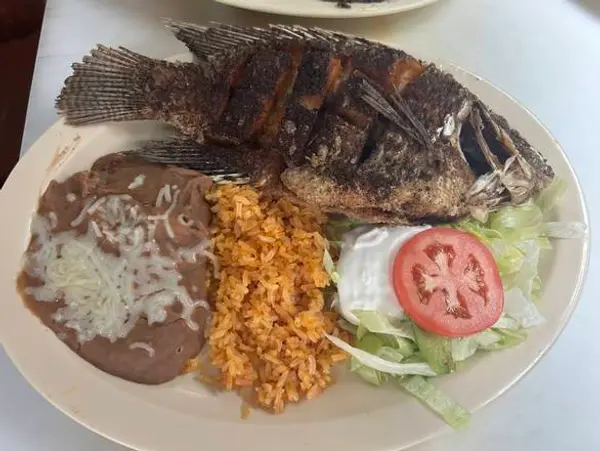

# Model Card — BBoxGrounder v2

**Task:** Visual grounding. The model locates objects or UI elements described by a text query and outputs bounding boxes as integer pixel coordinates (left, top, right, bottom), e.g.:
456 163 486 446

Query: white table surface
3 0 599 449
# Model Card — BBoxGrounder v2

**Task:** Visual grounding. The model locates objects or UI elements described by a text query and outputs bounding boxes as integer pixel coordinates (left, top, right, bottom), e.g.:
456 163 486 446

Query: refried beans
17 153 214 384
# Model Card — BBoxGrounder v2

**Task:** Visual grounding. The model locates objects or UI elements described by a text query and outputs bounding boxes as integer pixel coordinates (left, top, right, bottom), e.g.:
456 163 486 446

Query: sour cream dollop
337 225 430 325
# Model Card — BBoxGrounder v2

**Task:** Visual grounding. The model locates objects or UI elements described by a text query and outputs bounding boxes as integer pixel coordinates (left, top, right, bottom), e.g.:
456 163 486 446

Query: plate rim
213 0 442 19
0 50 591 451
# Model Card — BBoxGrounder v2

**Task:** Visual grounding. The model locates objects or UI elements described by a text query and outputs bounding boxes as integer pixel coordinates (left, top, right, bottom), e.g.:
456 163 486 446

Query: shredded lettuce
452 179 584 318
412 325 455 374
323 179 584 429
357 333 386 354
392 336 416 357
337 317 358 335
350 354 388 386
323 248 340 284
450 337 480 362
324 217 365 238
492 314 519 330
398 376 471 429
544 221 588 239
350 335 404 386
489 202 544 241
355 365 386 386
474 329 502 347
503 287 545 328
352 310 414 340
325 334 437 377
480 328 528 350
535 178 567 213
377 346 408 363
356 322 368 340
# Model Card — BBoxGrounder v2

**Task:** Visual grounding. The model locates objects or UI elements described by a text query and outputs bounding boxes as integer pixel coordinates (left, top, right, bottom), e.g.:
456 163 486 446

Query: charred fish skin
305 112 370 181
281 123 476 224
274 49 343 166
168 20 425 95
56 20 555 225
361 64 554 212
207 48 295 146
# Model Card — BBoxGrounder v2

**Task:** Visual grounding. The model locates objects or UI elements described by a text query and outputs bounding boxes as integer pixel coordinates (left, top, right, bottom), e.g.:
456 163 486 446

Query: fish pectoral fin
124 139 250 184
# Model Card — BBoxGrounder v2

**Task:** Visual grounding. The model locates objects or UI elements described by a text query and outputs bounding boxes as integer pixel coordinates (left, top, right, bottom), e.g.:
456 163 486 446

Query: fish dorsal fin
164 19 368 61
165 20 274 60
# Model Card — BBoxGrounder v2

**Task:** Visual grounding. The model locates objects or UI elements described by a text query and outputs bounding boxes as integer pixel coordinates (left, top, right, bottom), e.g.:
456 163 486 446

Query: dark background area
0 0 46 186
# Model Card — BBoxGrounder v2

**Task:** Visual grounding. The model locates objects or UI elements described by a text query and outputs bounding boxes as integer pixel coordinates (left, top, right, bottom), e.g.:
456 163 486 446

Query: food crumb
181 357 201 374
241 401 251 420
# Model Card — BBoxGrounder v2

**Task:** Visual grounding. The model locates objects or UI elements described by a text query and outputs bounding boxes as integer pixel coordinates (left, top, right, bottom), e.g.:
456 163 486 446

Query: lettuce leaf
377 346 408 363
503 287 545 328
535 178 567 213
398 376 471 429
337 317 358 335
325 334 437 377
474 329 502 347
450 337 480 362
352 310 414 340
323 216 365 247
412 325 455 374
480 328 528 350
392 336 416 357
355 364 386 386
357 333 386 354
323 248 340 285
544 221 587 239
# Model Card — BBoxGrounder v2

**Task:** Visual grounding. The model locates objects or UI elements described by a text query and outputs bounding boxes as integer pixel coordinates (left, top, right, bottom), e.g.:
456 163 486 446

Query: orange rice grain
206 185 349 413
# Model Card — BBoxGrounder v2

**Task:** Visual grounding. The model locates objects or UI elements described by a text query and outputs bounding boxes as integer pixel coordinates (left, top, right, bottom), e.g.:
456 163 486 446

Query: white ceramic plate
0 51 589 451
213 0 441 19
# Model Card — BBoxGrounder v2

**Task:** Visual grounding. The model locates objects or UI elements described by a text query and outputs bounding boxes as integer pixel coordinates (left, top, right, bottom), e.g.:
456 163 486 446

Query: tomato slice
392 227 503 338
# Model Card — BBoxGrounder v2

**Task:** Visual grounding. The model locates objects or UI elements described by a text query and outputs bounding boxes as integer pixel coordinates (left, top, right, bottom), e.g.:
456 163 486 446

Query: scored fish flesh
55 20 554 224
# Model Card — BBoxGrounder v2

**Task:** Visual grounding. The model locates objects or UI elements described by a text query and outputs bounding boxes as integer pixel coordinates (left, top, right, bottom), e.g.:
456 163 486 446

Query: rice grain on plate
207 185 349 414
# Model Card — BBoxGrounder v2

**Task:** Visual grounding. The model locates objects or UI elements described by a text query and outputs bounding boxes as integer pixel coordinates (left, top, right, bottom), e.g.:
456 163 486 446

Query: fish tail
57 45 226 140
56 45 159 125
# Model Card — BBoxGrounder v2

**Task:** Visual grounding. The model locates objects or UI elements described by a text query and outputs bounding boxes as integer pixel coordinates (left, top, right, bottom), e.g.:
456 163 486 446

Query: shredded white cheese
47 211 58 230
177 243 219 278
178 241 210 263
25 193 207 344
129 341 155 357
86 197 108 215
203 309 212 338
148 189 179 240
177 213 194 227
127 174 146 190
195 299 211 312
70 197 96 227
202 250 220 279
155 184 172 208
90 220 102 238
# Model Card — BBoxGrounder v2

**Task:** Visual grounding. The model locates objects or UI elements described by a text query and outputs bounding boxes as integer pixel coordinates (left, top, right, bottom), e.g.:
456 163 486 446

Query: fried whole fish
55 20 554 224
